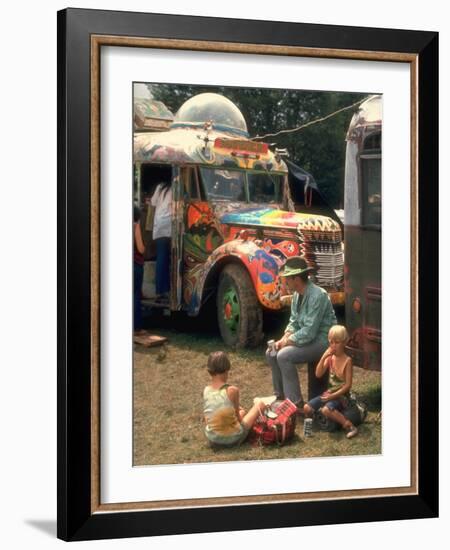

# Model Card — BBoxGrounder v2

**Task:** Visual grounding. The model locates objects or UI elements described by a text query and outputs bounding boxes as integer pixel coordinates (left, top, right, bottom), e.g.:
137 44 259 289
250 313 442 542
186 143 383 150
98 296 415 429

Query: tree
148 83 367 208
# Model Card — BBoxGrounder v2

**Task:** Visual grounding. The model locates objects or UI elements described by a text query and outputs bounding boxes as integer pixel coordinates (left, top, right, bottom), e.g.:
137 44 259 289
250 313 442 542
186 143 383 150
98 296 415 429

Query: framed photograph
57 8 438 541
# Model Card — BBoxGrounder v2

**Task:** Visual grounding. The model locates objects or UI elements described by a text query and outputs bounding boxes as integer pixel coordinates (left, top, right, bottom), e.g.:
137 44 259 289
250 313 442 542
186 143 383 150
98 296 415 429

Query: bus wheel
217 264 263 348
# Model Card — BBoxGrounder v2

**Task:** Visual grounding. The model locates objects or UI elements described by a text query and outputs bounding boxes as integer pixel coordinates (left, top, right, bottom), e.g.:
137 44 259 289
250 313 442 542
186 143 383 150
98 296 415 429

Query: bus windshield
200 169 246 201
200 168 282 203
248 172 280 203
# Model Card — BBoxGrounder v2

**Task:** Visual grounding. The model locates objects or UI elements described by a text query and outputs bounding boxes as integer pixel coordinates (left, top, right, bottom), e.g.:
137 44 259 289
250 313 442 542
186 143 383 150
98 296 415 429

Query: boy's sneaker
346 425 358 439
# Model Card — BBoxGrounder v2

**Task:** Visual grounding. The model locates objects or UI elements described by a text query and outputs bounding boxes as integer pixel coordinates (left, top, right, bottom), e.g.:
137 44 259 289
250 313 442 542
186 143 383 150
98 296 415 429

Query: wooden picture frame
57 8 438 541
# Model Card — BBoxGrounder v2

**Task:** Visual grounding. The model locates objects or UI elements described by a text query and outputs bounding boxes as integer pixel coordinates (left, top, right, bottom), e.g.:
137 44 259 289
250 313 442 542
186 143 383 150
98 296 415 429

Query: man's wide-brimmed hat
279 256 315 278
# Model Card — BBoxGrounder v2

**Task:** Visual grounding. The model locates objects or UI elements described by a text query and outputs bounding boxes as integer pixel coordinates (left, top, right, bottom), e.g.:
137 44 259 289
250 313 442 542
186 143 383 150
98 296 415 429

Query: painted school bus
134 92 344 347
344 95 382 369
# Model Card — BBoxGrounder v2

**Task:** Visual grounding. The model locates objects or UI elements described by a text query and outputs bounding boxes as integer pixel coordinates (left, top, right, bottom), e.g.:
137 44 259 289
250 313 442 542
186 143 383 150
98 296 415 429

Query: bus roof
134 127 287 173
347 95 382 142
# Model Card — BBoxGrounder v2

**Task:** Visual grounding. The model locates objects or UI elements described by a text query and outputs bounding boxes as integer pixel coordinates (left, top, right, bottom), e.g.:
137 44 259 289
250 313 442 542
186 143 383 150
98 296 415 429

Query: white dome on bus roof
346 94 382 140
171 93 248 137
358 94 382 123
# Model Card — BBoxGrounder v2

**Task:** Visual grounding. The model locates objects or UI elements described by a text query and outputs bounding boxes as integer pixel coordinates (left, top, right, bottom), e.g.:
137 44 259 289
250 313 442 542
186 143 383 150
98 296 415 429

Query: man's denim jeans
265 340 327 404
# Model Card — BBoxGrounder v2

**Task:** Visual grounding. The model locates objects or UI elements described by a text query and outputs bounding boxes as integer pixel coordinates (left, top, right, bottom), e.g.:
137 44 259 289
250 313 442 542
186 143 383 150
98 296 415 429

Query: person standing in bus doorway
133 205 146 335
151 181 172 303
265 256 337 409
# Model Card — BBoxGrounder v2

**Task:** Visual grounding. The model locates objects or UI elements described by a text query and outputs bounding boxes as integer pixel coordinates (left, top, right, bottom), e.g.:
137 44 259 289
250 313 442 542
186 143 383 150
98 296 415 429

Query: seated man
266 256 337 408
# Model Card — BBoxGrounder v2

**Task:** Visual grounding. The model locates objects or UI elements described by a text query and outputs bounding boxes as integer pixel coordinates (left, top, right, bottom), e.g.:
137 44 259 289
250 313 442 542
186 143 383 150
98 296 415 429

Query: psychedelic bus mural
134 92 344 347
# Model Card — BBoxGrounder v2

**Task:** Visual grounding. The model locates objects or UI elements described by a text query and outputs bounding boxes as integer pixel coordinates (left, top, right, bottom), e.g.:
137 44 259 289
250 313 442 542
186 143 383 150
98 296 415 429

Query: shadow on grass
325 421 376 439
140 303 291 357
207 432 304 458
360 384 382 411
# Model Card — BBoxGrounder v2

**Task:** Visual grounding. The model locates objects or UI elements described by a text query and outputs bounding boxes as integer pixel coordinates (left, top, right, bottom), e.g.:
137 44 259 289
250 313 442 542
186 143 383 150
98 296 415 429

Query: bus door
171 166 184 310
345 130 381 369
359 134 382 368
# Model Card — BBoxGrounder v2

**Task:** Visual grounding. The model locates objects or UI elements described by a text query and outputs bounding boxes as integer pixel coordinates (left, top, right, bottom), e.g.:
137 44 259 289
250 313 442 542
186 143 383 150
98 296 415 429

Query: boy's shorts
307 395 345 412
205 424 249 448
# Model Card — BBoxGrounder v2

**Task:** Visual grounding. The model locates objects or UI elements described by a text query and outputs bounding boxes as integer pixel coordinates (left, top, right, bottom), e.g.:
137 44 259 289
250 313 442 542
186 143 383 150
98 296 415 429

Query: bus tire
217 264 263 348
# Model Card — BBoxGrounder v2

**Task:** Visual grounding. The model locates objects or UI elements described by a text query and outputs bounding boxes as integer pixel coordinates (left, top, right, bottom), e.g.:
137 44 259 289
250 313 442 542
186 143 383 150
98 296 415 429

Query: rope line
251 95 373 141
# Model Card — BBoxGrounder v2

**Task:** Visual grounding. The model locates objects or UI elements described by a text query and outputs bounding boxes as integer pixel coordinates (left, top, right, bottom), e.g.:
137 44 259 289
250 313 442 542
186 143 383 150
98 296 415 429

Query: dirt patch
133 328 381 466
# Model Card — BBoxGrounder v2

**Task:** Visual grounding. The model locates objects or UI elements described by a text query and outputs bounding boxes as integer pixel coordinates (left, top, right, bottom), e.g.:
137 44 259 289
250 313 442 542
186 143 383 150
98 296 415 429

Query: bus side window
361 132 381 227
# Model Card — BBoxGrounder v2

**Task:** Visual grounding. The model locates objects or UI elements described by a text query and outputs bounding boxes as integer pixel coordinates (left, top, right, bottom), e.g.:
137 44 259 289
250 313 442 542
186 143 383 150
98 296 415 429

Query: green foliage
148 83 368 208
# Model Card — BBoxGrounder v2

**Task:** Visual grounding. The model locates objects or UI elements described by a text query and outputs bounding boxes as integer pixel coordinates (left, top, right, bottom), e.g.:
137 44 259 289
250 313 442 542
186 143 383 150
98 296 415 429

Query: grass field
133 311 382 466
